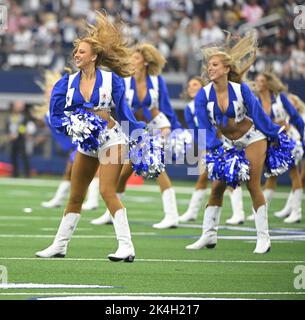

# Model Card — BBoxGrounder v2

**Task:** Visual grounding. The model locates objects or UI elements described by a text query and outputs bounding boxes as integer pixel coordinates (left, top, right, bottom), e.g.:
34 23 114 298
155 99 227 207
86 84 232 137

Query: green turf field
0 177 304 300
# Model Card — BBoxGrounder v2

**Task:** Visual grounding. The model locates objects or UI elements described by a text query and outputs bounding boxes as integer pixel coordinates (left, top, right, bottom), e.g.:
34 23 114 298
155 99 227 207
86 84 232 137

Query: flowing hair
201 31 257 85
132 43 166 76
73 11 133 77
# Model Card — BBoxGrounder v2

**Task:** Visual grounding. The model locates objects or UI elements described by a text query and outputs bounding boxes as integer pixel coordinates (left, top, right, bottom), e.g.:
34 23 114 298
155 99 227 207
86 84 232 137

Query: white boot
41 180 70 208
82 177 99 210
226 187 245 225
253 205 271 254
284 189 303 223
186 206 221 250
153 188 179 229
274 191 293 218
179 189 206 222
36 212 80 258
108 208 135 262
90 193 125 225
247 189 273 222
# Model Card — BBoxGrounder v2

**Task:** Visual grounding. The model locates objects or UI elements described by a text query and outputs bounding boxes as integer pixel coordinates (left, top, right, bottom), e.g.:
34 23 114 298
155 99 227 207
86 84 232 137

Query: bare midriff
216 117 253 140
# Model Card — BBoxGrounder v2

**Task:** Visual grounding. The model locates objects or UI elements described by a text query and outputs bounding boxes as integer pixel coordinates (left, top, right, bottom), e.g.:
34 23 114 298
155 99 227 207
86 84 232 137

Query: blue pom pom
65 108 108 152
206 146 250 188
264 132 295 177
129 131 165 179
224 148 250 188
206 146 226 181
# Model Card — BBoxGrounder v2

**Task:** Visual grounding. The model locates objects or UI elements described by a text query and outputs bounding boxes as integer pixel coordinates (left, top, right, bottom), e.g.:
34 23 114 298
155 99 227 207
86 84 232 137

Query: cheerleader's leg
99 144 135 262
245 139 271 254
36 152 99 258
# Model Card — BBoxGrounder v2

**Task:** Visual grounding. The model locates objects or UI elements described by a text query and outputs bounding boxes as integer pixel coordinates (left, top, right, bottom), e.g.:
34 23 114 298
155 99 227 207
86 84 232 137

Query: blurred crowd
0 0 305 78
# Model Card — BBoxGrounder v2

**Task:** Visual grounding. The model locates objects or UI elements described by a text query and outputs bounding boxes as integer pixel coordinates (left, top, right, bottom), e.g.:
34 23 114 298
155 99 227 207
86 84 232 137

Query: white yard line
0 178 303 199
0 292 304 297
0 257 304 264
0 283 119 289
0 234 304 241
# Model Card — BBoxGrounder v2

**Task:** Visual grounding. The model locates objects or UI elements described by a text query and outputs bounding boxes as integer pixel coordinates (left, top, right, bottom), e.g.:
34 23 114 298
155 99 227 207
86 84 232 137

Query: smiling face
207 55 230 82
255 74 268 93
73 41 97 70
131 51 146 74
187 78 202 99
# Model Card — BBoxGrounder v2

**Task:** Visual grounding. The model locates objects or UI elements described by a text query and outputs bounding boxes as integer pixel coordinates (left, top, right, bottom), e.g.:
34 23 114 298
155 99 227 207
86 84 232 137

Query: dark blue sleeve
158 76 182 130
241 82 281 140
194 88 222 150
280 93 305 140
184 105 197 130
49 73 69 133
112 73 146 136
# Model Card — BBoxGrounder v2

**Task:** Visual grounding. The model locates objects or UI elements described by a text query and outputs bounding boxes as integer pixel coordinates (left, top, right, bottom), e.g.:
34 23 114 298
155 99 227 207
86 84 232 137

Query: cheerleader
252 72 304 224
179 76 245 225
33 71 99 210
36 11 147 262
91 43 182 229
186 32 293 254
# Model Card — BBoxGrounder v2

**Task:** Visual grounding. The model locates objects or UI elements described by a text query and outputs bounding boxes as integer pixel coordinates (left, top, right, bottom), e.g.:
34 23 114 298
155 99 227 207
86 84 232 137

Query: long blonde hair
132 43 166 76
201 31 257 85
73 11 133 77
260 71 288 95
